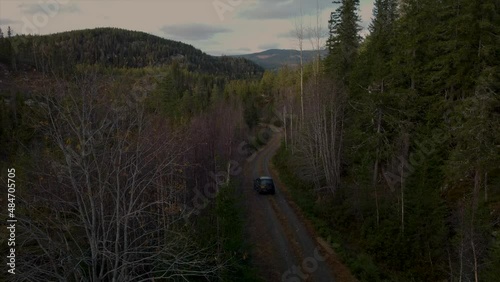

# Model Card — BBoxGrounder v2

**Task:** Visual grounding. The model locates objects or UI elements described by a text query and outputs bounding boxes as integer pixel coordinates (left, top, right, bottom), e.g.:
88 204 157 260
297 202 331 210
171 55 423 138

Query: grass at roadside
272 142 383 281
217 182 262 282
193 181 262 282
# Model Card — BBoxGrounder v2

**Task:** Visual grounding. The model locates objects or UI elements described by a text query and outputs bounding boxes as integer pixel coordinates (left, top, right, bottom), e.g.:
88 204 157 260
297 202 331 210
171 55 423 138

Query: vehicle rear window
261 179 273 185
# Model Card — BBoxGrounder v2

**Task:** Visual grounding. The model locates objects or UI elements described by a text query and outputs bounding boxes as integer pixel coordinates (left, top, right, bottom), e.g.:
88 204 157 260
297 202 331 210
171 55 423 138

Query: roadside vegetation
0 30 267 280
270 0 500 281
0 0 498 280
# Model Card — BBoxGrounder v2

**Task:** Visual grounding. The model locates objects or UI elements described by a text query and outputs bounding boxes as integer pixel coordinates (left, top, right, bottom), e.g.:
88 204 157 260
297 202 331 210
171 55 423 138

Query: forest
270 0 500 281
0 26 270 281
0 0 499 281
0 27 263 78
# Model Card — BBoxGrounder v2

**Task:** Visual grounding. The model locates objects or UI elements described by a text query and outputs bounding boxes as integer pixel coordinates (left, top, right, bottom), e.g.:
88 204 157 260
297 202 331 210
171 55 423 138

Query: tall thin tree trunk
295 0 305 127
323 106 331 188
373 83 383 227
471 169 480 282
315 0 321 78
400 158 405 235
330 105 338 193
484 172 488 202
400 133 410 235
411 49 416 90
11 91 17 125
447 247 454 281
373 154 380 228
284 105 288 148
291 105 294 154
112 153 122 281
459 201 464 282
300 52 304 124
471 236 478 282
335 108 344 194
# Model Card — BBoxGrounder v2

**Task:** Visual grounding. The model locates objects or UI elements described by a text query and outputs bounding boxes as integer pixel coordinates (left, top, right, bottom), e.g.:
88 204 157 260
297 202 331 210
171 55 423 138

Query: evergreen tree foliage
7 27 263 78
0 35 12 66
273 0 500 280
326 0 362 81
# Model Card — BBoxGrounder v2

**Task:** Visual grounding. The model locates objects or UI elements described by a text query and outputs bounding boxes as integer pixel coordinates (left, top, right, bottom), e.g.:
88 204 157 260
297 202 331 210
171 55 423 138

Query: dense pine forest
0 0 499 281
0 27 263 78
271 0 500 281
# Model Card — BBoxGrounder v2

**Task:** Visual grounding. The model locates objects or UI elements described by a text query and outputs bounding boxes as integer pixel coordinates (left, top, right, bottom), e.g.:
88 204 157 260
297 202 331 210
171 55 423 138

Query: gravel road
240 130 341 282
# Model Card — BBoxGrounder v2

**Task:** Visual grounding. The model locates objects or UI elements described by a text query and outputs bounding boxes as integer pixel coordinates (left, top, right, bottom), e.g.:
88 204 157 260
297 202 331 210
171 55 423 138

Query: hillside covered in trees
0 24 274 281
0 0 499 281
0 27 263 79
233 49 328 70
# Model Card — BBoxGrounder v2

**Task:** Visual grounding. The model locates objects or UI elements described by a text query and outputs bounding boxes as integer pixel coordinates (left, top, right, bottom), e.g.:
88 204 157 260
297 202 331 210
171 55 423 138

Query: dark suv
253 176 276 195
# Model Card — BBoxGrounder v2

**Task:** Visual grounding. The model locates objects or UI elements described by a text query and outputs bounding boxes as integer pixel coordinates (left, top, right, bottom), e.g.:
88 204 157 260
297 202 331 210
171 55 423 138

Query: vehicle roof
258 176 273 180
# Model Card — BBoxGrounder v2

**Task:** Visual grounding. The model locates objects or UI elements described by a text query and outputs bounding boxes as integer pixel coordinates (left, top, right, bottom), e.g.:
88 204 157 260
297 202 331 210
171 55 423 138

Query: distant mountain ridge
232 49 328 70
4 27 263 79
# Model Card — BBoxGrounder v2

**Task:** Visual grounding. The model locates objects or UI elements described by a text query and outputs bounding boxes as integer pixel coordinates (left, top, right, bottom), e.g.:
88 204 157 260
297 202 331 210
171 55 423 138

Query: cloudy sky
0 0 375 55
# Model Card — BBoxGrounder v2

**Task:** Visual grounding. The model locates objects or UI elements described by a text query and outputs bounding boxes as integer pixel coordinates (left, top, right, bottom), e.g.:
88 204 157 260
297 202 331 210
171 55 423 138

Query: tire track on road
243 130 337 282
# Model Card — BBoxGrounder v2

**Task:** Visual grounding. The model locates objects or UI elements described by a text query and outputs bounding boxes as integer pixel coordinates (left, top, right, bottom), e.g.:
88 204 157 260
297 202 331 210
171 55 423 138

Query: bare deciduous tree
295 76 345 196
294 0 307 124
308 0 326 79
14 73 221 281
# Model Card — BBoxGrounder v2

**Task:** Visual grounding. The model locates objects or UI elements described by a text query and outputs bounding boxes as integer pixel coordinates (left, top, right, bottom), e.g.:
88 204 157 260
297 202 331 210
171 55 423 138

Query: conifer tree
326 0 361 82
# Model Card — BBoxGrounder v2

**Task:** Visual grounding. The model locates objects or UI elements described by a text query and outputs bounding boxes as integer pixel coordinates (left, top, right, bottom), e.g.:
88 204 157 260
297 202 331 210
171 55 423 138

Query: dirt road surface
240 130 354 282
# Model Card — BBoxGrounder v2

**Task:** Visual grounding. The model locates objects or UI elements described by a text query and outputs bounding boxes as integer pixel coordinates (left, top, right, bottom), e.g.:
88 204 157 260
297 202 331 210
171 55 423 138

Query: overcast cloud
161 23 231 41
238 0 320 20
0 0 375 55
18 2 81 14
258 42 281 50
0 18 21 25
